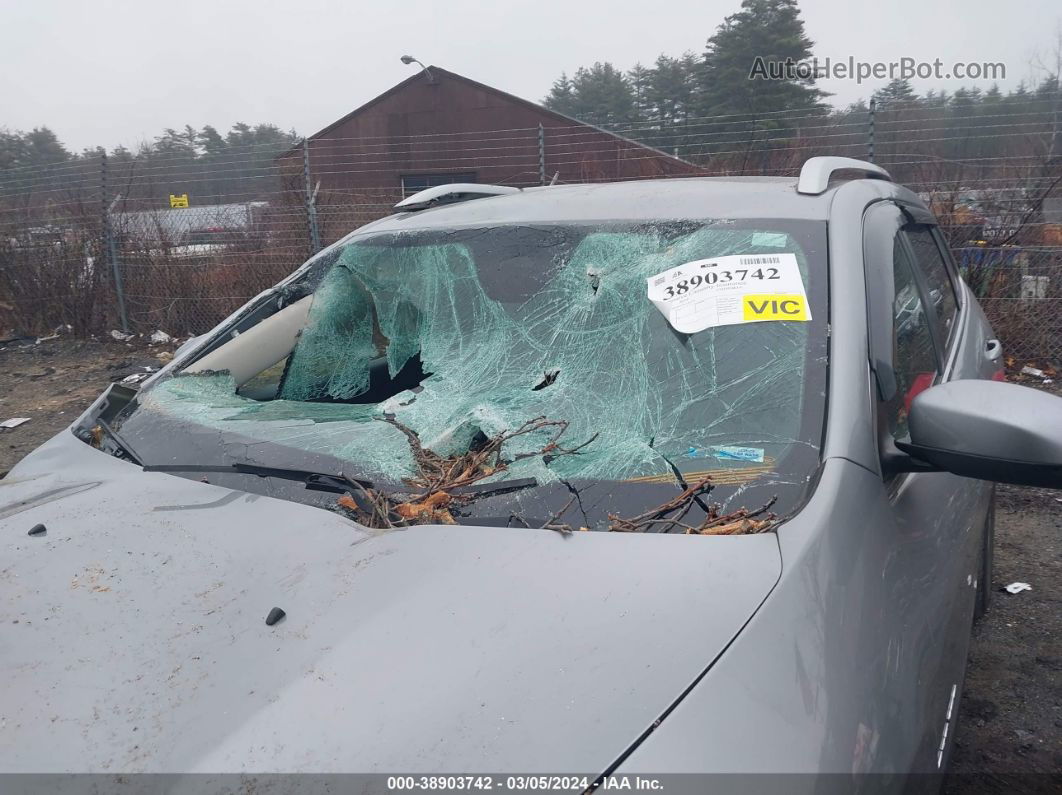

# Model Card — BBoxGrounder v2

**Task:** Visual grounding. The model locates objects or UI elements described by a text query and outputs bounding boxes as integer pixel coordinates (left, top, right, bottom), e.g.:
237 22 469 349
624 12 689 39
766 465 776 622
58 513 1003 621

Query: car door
863 201 992 774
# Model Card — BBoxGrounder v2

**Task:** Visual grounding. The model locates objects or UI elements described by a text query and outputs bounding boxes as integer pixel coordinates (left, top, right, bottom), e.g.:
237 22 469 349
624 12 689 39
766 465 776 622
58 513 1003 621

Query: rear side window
889 240 940 438
903 226 958 346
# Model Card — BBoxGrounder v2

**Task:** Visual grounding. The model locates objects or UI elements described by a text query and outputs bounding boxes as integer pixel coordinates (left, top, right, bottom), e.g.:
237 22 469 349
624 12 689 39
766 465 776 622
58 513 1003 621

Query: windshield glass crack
119 220 827 529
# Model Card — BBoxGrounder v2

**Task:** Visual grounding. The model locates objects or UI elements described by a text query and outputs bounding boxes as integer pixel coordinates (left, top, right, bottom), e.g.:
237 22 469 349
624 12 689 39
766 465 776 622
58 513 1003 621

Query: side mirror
896 380 1062 488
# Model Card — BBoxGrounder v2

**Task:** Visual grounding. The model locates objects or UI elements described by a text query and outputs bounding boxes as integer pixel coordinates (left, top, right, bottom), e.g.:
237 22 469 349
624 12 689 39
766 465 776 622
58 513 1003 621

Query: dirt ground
945 483 1062 793
0 336 173 477
1 337 1059 787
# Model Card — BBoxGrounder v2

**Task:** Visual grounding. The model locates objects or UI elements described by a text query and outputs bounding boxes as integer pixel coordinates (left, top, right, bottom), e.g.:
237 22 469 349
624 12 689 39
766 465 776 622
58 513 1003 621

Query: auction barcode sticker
646 252 811 333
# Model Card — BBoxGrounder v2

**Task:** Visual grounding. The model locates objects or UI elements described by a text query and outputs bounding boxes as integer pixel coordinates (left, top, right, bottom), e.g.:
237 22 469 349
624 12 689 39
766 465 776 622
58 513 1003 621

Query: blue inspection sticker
711 445 765 463
683 445 766 463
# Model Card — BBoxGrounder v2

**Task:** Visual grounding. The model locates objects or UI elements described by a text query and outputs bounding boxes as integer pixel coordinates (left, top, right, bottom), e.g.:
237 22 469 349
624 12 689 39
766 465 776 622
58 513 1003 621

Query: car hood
0 432 781 774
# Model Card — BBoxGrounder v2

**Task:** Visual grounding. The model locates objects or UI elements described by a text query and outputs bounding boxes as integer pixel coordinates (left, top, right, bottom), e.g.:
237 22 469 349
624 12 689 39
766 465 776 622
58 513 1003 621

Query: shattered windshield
119 219 828 531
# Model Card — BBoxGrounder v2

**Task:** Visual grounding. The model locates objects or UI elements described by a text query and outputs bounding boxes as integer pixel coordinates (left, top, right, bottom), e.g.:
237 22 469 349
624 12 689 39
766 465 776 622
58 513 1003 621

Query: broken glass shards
146 223 816 491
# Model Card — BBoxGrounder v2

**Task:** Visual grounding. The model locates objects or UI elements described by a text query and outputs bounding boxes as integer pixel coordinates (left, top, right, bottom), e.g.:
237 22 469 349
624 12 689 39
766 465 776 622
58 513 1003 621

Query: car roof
358 176 925 234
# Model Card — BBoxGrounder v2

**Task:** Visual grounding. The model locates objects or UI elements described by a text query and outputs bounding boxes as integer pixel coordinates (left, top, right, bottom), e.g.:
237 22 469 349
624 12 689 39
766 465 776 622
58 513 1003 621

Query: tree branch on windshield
608 476 777 535
335 416 598 529
335 417 774 535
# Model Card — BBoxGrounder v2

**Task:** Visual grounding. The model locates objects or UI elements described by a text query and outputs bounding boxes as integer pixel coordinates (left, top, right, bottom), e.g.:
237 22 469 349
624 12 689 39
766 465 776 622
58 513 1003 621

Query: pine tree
543 73 577 117
20 127 70 167
568 63 636 127
109 145 135 163
645 55 698 154
950 87 975 111
696 0 827 122
0 128 26 171
872 78 918 107
923 89 949 108
1034 74 1061 99
152 127 197 158
544 64 635 126
627 63 654 125
197 125 227 158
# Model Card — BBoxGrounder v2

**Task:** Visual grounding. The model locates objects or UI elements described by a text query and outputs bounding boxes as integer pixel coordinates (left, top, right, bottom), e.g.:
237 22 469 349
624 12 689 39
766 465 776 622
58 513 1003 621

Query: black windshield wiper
449 477 539 498
143 462 537 501
142 462 372 494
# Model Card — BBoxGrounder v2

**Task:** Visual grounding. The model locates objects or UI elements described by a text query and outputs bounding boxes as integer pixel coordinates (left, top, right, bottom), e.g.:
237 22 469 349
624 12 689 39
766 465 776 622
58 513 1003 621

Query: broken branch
337 416 598 529
608 477 777 536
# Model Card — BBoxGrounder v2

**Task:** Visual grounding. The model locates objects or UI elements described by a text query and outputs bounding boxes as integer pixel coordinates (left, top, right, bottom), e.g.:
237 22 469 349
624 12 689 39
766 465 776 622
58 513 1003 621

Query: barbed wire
3 115 1054 186
4 92 1062 349
2 91 1058 178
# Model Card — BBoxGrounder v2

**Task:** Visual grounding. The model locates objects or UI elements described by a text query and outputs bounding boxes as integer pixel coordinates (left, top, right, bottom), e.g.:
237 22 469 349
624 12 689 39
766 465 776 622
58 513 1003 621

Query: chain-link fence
2 95 1061 365
962 246 1062 364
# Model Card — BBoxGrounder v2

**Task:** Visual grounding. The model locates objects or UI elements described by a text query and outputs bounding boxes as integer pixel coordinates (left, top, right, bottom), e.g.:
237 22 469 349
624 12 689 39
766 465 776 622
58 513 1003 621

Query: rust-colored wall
279 68 702 198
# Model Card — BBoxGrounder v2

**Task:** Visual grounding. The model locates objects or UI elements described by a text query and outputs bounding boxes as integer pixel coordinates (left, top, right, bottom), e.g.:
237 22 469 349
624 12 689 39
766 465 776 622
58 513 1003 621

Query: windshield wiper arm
449 477 539 498
144 463 535 499
142 462 373 493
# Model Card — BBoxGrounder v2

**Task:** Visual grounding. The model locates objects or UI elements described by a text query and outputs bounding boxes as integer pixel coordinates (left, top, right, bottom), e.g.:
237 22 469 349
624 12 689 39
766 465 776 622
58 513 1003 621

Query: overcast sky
2 0 1060 152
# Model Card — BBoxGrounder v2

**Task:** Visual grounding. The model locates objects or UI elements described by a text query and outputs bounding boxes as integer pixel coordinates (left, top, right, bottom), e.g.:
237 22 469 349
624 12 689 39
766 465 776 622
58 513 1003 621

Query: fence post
100 152 129 333
867 98 876 163
538 124 546 186
303 138 322 254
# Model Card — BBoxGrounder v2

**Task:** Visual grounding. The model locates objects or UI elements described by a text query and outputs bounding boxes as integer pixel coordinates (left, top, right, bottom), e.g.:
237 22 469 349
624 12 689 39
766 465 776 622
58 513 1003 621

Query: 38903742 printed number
658 267 780 300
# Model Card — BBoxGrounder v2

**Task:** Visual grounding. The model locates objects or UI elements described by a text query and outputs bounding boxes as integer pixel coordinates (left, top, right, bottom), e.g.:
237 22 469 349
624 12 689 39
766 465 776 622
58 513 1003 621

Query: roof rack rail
796 157 892 196
393 183 520 212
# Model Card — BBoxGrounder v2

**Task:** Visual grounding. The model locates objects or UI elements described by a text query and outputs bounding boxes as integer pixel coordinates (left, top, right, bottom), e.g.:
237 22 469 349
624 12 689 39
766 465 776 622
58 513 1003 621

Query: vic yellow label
169 194 189 208
742 294 809 321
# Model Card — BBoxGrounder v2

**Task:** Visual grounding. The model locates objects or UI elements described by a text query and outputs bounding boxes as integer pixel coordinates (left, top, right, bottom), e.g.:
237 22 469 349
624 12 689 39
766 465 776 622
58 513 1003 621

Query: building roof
283 66 696 168
114 201 267 241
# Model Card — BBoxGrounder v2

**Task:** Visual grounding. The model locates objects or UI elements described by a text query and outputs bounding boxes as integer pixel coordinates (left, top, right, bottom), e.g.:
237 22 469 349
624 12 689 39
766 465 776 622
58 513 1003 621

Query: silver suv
4 157 1062 785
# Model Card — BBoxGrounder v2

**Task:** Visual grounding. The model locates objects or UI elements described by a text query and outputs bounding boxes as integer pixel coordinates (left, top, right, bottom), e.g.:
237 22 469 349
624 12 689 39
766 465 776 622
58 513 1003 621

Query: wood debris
608 475 777 535
334 415 775 536
335 416 597 529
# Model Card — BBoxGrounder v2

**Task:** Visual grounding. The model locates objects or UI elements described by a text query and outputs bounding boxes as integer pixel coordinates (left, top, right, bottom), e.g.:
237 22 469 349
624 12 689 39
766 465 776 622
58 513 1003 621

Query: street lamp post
400 55 435 84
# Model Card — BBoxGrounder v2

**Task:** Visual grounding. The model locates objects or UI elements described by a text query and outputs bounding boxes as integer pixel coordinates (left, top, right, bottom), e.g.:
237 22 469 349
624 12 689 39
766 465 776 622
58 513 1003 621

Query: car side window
902 225 958 347
888 240 941 439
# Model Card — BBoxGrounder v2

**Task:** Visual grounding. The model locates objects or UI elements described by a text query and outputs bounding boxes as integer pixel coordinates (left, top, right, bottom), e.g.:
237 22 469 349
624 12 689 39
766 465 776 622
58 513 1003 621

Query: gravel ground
0 337 170 476
1 338 1059 787
945 484 1062 793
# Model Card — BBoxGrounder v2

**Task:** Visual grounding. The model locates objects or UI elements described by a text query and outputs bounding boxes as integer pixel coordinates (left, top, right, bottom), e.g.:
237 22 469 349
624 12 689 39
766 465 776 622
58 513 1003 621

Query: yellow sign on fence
169 193 189 208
